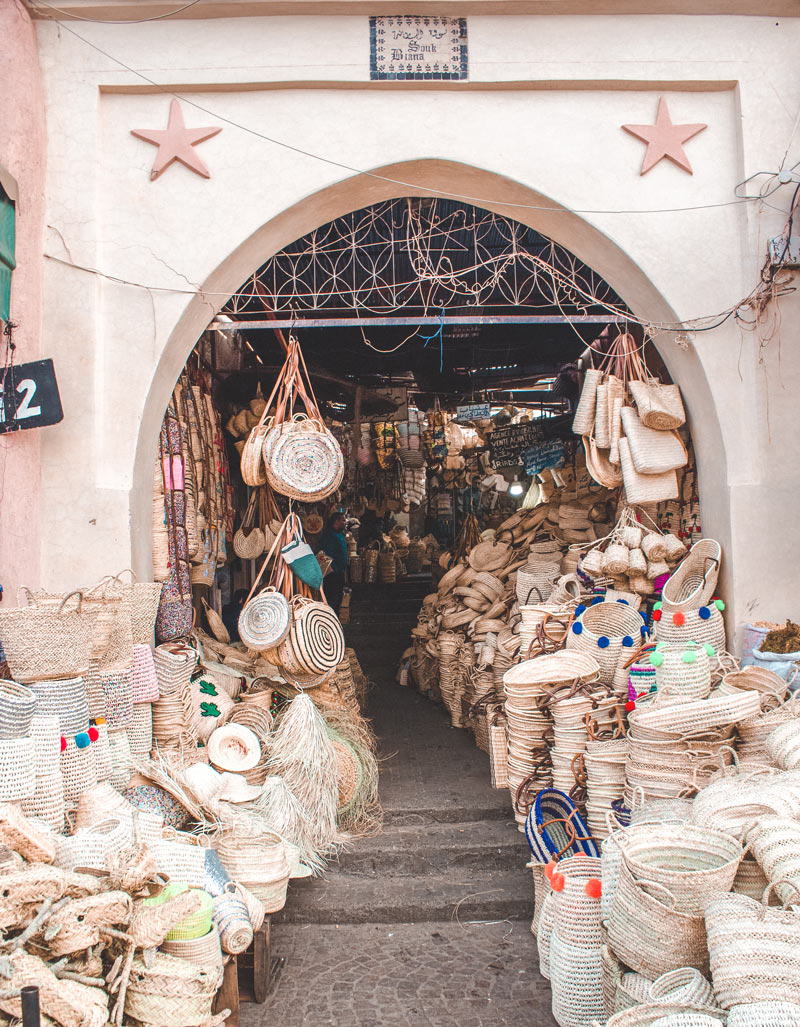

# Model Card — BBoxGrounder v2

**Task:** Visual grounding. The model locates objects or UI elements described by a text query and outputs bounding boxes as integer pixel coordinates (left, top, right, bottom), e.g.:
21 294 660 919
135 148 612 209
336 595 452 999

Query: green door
0 184 16 323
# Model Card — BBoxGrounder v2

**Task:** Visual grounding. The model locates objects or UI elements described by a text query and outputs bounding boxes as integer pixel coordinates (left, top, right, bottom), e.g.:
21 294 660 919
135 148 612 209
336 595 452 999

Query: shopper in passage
320 511 348 615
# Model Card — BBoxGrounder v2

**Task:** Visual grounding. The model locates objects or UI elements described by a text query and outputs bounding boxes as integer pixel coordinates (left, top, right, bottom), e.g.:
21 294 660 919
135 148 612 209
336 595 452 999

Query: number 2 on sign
0 378 41 423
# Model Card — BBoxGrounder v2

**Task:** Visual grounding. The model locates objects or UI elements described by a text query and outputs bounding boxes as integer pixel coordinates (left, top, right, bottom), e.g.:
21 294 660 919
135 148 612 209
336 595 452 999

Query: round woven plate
469 540 511 572
238 588 291 652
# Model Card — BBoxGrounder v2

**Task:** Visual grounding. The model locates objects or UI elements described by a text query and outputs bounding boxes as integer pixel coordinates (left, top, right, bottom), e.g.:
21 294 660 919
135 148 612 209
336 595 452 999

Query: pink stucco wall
0 0 45 604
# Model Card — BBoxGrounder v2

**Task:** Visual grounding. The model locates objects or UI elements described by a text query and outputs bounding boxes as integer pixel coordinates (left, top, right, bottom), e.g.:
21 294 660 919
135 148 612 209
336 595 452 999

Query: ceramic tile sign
0 358 63 434
370 16 468 81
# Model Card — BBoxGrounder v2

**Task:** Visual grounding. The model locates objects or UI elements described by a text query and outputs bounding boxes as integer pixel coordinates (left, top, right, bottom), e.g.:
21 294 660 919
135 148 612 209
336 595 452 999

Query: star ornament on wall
131 99 222 181
622 98 707 175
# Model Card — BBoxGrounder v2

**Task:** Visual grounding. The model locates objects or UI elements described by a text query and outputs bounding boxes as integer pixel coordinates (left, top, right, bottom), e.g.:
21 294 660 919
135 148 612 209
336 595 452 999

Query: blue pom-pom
592 596 603 605
572 622 584 635
698 606 711 620
616 598 629 605
622 636 634 648
640 611 648 622
597 636 610 649
575 604 587 616
75 732 91 750
640 625 648 637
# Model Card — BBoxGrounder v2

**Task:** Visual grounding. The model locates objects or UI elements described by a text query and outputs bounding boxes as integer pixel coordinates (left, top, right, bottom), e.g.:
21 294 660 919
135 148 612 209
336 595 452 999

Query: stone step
335 819 527 876
274 868 531 925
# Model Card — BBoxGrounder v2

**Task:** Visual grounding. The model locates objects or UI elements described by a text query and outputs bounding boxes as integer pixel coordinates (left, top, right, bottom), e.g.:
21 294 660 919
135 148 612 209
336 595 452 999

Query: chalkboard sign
0 359 63 434
488 422 544 468
523 439 565 477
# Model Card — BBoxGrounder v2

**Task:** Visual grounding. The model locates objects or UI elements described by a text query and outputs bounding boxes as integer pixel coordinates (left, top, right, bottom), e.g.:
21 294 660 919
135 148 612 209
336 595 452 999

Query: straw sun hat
207 725 261 773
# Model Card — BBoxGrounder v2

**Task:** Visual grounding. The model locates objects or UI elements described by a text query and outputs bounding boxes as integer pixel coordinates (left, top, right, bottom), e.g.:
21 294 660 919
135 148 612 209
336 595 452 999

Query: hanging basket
661 540 722 614
264 414 344 502
239 587 291 653
277 597 345 677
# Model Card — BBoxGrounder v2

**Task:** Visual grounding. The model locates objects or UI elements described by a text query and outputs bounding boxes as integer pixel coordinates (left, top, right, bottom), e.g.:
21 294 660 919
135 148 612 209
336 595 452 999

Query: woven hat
207 725 261 773
218 772 262 804
181 763 225 804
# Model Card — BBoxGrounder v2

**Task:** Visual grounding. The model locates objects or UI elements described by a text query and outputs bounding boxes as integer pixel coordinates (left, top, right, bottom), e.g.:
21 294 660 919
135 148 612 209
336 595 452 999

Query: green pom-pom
653 601 663 611
682 650 696 664
714 599 725 612
656 641 667 651
650 652 664 667
704 643 715 657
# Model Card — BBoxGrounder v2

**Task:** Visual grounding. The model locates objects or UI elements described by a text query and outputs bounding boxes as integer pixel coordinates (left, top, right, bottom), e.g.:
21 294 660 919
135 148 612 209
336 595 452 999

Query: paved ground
240 580 556 1027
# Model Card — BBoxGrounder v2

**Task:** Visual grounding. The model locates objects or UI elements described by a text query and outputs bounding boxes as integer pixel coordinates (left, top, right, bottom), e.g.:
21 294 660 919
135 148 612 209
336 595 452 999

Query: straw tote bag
233 489 266 560
619 438 679 505
620 407 688 475
257 336 343 502
630 379 686 431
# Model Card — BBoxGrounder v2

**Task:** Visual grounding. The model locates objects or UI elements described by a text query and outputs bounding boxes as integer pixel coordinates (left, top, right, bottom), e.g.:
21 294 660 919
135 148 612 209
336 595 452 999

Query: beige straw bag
125 953 222 1027
629 379 686 431
621 407 689 475
233 489 266 560
0 591 95 683
619 437 679 504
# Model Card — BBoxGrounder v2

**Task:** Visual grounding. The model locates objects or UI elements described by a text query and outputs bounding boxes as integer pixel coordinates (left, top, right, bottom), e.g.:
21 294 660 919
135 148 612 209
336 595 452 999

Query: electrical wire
45 18 757 219
31 0 206 24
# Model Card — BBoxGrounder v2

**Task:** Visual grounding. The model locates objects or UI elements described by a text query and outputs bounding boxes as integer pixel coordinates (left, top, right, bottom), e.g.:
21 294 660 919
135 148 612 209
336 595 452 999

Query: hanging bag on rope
233 489 266 560
256 336 344 502
238 518 300 654
630 379 686 431
620 407 689 475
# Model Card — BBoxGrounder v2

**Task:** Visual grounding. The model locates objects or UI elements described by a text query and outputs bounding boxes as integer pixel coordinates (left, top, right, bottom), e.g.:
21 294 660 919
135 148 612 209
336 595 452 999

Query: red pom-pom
88 727 99 742
551 872 565 891
544 861 557 881
672 612 685 626
60 737 67 753
652 610 662 622
625 700 636 713
585 878 602 899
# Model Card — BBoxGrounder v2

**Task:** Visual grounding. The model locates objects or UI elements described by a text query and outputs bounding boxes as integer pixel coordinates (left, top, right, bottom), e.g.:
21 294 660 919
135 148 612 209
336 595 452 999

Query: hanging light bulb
509 475 524 497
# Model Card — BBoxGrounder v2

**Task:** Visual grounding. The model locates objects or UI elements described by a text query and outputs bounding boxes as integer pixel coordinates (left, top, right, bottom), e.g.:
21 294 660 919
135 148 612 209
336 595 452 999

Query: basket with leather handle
233 489 266 560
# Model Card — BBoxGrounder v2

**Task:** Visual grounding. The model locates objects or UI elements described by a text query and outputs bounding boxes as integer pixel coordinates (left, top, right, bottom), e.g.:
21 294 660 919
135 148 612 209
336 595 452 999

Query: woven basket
239 587 291 652
649 968 716 1009
161 924 223 969
617 821 742 914
212 884 254 954
277 597 345 677
661 540 721 615
131 644 159 703
100 668 133 728
766 721 800 770
550 853 603 946
162 888 214 941
60 739 98 802
123 581 163 645
746 816 800 905
154 642 198 696
126 703 153 756
652 644 712 703
726 1002 800 1027
28 713 61 776
216 831 291 913
537 889 555 979
54 817 130 871
125 952 222 1027
550 929 605 1027
0 738 36 801
30 676 90 737
20 770 65 832
0 591 95 682
150 838 207 887
609 860 709 978
615 971 655 1012
606 1005 719 1027
567 601 645 684
264 415 344 502
654 604 726 653
705 885 800 1008
649 1016 723 1027
93 720 113 782
107 728 133 791
0 681 37 739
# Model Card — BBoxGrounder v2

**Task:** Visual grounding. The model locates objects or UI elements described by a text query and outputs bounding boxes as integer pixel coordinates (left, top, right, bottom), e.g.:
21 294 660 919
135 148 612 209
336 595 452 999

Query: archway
132 159 728 596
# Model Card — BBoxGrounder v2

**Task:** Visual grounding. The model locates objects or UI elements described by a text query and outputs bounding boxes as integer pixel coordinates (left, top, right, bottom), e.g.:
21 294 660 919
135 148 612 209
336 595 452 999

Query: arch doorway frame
132 158 728 601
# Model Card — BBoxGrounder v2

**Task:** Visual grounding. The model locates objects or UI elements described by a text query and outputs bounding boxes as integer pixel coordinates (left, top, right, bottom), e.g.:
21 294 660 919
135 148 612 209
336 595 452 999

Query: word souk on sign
370 16 468 81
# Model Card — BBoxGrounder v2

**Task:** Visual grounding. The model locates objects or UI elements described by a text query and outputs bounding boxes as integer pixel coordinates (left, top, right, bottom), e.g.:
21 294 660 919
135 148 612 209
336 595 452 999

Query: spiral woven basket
537 889 555 979
234 525 266 560
263 416 344 501
125 952 222 1027
649 968 716 1009
567 600 646 684
278 599 345 676
0 681 37 740
239 587 291 652
0 591 95 682
29 676 90 737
